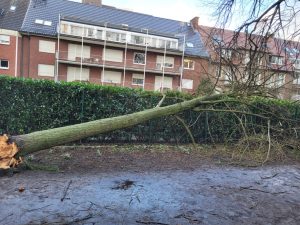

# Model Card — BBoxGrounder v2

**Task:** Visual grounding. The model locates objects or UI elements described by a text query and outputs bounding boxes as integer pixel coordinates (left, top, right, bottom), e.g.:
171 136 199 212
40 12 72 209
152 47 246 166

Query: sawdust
0 135 22 169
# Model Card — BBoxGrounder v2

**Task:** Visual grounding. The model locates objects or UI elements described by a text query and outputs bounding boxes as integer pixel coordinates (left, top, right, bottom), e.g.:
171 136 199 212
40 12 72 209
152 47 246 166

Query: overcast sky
102 0 299 40
102 0 215 25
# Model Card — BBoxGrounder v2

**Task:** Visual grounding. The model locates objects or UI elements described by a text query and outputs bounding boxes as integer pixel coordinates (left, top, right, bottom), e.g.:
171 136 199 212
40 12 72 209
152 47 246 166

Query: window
132 74 144 86
221 49 232 59
166 40 177 49
269 55 283 65
106 31 126 43
35 19 44 25
70 25 84 36
131 35 144 45
35 19 52 26
293 71 300 85
291 58 300 69
186 42 194 48
156 55 174 68
68 44 91 61
39 40 56 53
158 39 166 48
67 67 89 82
267 73 285 87
182 79 193 89
184 59 195 70
133 53 145 65
102 71 122 83
44 21 52 26
103 49 123 62
221 68 232 84
38 64 55 77
0 35 10 45
154 76 173 91
0 60 9 69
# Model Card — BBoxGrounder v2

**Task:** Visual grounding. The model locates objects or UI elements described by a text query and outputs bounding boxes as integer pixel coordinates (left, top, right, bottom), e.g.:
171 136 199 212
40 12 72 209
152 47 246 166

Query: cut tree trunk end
0 135 22 169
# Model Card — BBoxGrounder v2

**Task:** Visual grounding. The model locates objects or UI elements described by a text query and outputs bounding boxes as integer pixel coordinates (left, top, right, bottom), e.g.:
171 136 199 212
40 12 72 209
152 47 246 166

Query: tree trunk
0 94 222 169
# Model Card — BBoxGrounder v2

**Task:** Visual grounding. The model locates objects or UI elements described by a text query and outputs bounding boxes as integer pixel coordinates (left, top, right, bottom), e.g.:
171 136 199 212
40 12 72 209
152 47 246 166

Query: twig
193 108 269 120
240 186 286 195
156 94 166 108
62 214 94 225
61 180 72 202
174 115 197 149
26 204 52 212
261 173 279 180
263 120 271 165
136 220 170 225
174 214 201 223
1 213 13 222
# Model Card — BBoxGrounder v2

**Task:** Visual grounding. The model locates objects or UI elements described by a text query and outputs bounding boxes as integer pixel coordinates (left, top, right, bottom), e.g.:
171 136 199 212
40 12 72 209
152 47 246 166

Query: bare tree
198 0 300 99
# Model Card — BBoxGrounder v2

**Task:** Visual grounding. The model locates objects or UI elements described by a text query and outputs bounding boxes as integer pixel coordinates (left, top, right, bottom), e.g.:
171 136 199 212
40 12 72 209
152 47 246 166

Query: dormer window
10 5 16 11
35 19 52 26
186 42 194 48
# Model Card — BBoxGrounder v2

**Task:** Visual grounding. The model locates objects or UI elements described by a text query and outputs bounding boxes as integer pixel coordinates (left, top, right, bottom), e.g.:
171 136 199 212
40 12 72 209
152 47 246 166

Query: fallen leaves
0 135 21 169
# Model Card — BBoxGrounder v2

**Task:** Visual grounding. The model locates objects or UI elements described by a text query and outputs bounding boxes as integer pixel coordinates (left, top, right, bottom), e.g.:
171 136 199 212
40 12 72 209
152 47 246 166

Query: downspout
161 41 167 92
14 34 19 77
143 29 149 90
56 14 61 82
179 35 186 91
20 35 24 77
27 34 30 78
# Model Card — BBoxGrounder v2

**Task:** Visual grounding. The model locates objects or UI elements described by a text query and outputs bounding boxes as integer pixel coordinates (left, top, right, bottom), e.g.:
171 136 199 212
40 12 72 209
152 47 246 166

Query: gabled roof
0 0 30 31
20 0 209 57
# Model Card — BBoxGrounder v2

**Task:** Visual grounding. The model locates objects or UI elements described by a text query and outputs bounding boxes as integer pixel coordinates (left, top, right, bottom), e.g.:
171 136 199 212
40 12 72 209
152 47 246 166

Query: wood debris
0 135 22 169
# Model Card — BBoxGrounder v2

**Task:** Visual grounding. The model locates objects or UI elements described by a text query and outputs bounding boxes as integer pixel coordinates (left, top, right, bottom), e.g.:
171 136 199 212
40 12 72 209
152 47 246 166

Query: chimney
83 0 102 6
190 17 199 31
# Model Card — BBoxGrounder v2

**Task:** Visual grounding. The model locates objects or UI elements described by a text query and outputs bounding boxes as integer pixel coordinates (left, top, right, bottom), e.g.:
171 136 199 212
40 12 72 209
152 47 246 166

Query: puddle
0 165 299 225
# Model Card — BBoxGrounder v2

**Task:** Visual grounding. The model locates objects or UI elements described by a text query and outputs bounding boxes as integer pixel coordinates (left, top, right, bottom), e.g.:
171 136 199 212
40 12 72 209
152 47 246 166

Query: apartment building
0 0 209 92
0 0 30 77
197 23 300 99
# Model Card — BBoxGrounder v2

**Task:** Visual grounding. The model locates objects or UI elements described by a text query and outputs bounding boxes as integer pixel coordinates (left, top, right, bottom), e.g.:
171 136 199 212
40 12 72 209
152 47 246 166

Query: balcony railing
59 21 183 51
57 51 182 75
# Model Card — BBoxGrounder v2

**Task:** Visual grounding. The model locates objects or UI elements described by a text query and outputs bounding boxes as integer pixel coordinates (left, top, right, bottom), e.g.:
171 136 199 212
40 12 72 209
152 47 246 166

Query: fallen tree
0 94 225 169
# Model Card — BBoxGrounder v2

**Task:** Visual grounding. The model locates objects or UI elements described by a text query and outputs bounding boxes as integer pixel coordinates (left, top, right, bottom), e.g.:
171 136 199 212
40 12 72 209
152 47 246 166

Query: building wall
0 29 21 77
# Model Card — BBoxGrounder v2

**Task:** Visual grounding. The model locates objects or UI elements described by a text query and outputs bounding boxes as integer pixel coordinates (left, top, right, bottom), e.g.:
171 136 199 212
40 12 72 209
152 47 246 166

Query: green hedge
0 75 299 143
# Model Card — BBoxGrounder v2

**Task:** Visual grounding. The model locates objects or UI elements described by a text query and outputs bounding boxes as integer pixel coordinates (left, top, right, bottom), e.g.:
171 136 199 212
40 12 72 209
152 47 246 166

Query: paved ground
1 165 300 225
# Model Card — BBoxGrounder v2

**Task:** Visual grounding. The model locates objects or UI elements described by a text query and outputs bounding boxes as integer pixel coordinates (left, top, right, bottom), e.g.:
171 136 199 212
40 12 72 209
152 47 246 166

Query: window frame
38 64 55 77
182 79 194 89
133 52 146 65
132 74 144 86
184 59 195 70
269 55 284 65
0 35 10 45
39 40 56 54
0 59 9 69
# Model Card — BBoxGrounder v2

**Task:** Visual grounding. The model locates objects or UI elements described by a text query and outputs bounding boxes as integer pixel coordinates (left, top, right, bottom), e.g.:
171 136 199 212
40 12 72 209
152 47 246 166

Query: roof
198 25 300 58
20 0 209 57
0 0 30 31
198 25 300 72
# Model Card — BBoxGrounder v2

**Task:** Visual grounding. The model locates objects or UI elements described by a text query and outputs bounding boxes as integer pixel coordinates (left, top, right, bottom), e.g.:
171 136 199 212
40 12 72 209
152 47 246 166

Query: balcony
59 21 183 52
57 51 181 75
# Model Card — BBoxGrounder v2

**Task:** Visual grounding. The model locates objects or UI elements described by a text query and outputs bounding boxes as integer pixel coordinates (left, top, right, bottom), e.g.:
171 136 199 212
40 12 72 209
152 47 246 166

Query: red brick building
0 0 209 93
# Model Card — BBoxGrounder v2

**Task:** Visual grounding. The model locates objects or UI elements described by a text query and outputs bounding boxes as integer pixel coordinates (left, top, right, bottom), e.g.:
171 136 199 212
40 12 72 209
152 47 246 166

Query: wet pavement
0 165 300 225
